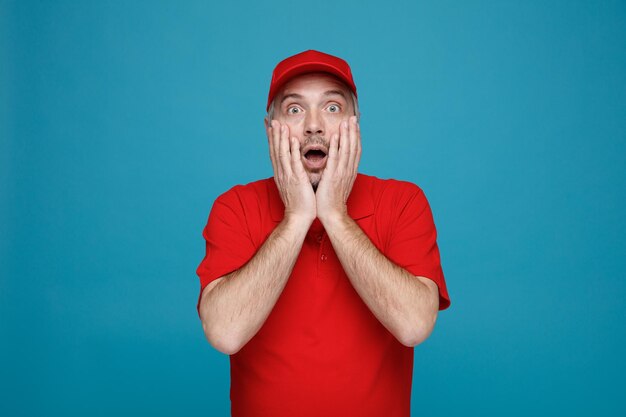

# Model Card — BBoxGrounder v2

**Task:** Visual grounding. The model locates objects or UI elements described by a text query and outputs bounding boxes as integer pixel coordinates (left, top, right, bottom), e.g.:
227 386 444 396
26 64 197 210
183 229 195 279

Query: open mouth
304 149 327 162
302 147 328 170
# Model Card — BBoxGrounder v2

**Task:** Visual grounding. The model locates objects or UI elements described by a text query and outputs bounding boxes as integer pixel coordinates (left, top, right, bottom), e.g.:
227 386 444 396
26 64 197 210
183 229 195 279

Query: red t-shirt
196 173 451 417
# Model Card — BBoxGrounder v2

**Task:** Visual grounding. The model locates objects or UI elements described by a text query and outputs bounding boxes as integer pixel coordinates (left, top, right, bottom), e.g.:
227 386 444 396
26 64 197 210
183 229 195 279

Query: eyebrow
279 90 349 106
280 93 303 106
323 90 348 100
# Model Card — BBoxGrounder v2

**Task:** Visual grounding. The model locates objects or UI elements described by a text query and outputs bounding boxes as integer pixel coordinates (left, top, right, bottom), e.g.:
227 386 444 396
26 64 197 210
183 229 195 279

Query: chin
308 173 321 191
310 179 319 192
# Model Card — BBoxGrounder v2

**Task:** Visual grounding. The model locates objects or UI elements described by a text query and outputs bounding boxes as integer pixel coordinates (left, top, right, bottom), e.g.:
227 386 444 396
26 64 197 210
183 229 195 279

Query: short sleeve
384 185 451 310
195 188 258 316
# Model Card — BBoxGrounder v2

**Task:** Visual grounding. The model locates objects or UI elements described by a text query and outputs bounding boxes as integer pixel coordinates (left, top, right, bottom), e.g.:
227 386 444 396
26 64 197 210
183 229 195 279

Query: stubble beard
311 176 320 193
303 134 327 194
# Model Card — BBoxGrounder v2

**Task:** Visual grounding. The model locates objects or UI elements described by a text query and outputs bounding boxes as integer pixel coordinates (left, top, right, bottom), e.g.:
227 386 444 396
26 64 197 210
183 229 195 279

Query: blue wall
2 1 625 416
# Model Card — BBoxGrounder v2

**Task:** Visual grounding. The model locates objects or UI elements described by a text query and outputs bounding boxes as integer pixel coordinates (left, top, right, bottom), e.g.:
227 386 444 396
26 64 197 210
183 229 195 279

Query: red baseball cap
266 50 358 112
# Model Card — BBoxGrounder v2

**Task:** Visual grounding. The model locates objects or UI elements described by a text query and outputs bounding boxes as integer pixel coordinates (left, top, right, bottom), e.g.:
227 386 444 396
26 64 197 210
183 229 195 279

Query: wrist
282 212 315 231
318 209 349 229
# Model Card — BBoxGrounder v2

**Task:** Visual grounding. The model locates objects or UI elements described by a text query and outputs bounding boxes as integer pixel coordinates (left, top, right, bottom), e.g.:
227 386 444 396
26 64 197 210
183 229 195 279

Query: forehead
278 72 352 99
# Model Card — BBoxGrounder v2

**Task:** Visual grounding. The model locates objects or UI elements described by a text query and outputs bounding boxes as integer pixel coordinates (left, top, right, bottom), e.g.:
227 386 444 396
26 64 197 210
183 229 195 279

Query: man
196 50 451 417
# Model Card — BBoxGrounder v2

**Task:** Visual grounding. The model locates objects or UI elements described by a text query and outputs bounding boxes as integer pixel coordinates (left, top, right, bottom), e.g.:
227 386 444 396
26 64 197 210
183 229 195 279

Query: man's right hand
268 120 316 225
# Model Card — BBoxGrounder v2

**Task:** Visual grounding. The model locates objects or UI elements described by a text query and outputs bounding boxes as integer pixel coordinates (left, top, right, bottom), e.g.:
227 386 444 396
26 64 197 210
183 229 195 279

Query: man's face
265 72 355 191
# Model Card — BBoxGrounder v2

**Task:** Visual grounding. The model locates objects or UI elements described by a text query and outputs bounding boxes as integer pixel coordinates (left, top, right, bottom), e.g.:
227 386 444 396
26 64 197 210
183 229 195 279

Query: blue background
2 1 625 416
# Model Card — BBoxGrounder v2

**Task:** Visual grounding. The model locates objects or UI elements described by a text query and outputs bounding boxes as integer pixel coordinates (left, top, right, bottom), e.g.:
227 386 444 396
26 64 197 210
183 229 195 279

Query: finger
326 132 339 174
271 120 282 177
354 121 362 172
338 119 350 171
346 116 357 174
267 123 278 175
349 115 360 174
290 137 306 177
279 124 293 177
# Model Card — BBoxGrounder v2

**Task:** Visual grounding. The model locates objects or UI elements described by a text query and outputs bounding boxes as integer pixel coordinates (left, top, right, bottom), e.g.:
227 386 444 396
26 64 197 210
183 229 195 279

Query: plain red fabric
196 173 451 417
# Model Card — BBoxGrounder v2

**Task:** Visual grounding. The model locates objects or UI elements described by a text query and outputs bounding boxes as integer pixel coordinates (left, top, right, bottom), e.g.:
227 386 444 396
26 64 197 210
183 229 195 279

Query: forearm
323 214 438 347
200 215 310 354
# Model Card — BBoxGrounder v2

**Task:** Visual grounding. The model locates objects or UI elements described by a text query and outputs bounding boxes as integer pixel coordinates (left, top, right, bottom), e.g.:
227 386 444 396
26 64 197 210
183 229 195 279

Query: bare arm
316 116 439 347
323 213 439 347
200 120 316 355
199 214 310 355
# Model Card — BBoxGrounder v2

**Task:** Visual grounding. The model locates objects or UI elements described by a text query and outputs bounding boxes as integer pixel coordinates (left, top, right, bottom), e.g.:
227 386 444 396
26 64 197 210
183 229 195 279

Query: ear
264 116 271 138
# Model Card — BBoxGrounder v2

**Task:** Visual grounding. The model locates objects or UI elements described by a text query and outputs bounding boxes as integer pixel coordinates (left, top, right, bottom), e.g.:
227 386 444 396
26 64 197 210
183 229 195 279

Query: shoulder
357 173 426 207
214 177 274 208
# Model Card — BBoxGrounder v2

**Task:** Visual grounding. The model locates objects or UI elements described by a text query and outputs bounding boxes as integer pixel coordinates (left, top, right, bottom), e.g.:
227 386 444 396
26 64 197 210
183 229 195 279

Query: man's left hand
316 115 361 225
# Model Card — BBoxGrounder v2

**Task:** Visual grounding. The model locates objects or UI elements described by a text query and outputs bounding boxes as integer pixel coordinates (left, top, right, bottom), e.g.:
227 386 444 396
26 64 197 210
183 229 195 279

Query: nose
304 109 324 137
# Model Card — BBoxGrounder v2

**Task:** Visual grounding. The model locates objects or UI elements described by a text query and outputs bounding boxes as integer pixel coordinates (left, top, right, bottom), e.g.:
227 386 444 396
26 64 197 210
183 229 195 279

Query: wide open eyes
285 103 341 115
287 106 302 115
